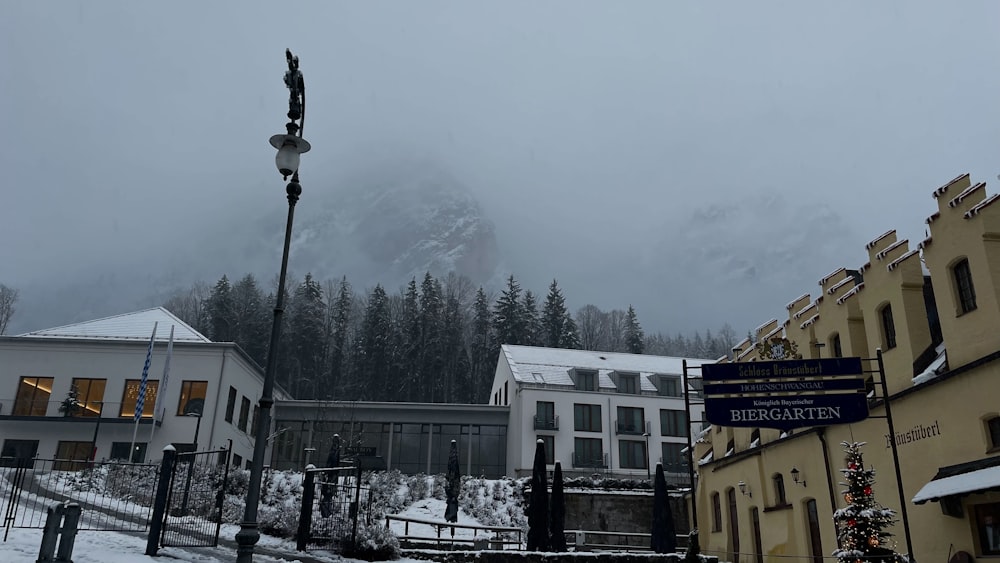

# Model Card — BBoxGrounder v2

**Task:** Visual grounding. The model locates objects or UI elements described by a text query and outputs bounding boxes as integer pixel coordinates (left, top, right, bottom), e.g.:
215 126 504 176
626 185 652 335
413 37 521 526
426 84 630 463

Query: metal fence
2 457 159 540
296 465 372 551
160 448 230 548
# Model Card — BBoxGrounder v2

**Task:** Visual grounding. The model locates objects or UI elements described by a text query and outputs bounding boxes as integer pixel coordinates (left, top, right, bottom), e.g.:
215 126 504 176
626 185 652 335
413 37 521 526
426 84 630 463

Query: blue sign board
704 392 870 431
701 357 869 430
701 357 863 382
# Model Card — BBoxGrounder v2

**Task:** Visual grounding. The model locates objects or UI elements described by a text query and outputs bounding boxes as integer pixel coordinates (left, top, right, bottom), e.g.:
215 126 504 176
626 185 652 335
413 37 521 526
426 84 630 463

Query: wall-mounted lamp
738 481 751 497
791 467 806 486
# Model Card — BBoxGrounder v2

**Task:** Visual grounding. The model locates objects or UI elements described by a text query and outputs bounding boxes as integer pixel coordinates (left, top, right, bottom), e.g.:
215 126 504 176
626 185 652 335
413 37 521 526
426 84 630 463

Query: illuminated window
70 378 106 417
177 380 208 416
119 379 159 418
13 377 54 416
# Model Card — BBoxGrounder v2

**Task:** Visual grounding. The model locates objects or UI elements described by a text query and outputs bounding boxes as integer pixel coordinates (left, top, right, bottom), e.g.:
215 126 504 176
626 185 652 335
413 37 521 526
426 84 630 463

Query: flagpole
129 322 158 462
149 326 175 446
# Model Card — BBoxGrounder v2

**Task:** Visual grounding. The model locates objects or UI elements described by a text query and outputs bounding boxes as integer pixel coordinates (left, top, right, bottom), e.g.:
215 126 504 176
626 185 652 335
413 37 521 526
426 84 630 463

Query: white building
489 344 708 481
0 307 288 468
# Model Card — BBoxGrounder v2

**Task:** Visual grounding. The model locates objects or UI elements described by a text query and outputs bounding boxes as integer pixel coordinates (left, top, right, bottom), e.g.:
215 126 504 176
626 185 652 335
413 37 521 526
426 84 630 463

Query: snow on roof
912 343 947 385
818 267 845 287
793 301 817 320
932 173 969 199
866 229 895 250
948 181 985 208
800 314 819 330
501 344 708 388
754 318 778 334
965 193 1000 219
875 238 908 261
18 307 211 343
887 249 919 272
827 275 855 295
913 463 1000 504
836 282 865 305
785 293 809 310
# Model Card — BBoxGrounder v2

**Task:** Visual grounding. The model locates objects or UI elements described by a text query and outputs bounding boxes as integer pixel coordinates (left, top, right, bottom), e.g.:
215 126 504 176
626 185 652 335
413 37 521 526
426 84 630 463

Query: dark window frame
830 333 843 358
880 304 897 350
13 376 54 416
617 373 639 394
773 473 787 505
177 380 209 416
954 258 977 314
616 406 644 434
574 370 598 391
711 492 722 532
618 440 647 469
238 396 251 432
118 379 159 418
987 416 1000 451
574 403 602 432
225 386 237 423
660 409 687 437
538 435 555 465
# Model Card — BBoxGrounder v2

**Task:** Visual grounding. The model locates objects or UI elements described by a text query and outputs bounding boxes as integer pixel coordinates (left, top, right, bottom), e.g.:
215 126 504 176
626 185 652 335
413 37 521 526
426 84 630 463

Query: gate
296 463 372 551
159 447 231 548
2 457 159 540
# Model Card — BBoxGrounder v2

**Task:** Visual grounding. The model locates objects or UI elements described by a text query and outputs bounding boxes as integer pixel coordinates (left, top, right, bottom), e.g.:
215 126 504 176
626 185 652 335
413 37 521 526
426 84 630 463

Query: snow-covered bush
343 517 401 561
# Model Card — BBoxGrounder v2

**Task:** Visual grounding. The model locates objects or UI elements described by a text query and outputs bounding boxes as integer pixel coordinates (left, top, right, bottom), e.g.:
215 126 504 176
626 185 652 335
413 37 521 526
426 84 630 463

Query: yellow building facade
693 174 1000 562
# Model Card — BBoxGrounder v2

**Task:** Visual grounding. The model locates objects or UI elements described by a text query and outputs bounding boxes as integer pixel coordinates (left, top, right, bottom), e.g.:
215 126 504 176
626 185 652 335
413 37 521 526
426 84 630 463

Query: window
233 453 243 469
69 378 106 417
987 417 1000 451
238 396 251 432
54 441 93 471
177 380 208 416
616 372 639 394
574 403 601 432
974 502 1000 556
658 376 681 397
119 379 159 418
535 401 556 430
1 439 39 467
619 440 647 469
616 406 644 434
830 333 843 358
225 386 237 423
711 492 722 531
538 435 554 465
661 443 688 474
110 442 147 463
660 410 687 437
13 376 54 416
773 473 787 505
574 369 597 391
954 258 977 314
880 304 897 350
504 381 508 405
573 437 604 468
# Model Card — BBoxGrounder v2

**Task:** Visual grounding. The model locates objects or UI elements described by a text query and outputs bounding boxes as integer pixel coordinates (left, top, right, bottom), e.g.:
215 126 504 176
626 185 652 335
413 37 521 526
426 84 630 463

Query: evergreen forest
163 272 741 403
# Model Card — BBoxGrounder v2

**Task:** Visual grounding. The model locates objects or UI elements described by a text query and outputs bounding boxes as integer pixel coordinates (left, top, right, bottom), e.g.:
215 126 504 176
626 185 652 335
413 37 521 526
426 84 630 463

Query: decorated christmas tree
832 441 905 563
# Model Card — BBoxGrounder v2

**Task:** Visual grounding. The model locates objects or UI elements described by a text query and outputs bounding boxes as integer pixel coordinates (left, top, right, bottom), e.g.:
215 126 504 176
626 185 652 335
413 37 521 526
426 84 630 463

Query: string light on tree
832 441 908 563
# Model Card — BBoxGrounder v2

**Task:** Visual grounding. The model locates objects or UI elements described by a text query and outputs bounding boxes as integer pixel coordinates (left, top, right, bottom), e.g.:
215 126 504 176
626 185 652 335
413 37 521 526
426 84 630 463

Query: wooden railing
384 514 523 550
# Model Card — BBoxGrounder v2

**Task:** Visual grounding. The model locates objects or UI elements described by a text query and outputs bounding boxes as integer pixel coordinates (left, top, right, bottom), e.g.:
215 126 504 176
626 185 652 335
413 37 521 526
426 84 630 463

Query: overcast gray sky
2 1 998 334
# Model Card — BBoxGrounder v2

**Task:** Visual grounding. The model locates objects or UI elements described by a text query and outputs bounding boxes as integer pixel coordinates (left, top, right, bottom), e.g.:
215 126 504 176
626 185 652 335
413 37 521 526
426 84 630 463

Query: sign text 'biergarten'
701 357 869 431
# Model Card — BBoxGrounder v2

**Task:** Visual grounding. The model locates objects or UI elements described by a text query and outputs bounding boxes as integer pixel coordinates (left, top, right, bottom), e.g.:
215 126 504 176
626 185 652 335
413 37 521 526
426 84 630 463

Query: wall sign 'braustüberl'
701 358 870 431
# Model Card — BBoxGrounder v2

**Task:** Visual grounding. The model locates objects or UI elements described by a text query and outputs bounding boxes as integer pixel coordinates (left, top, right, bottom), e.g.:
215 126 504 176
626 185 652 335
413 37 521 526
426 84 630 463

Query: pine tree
419 273 445 402
231 274 269 366
205 275 236 342
356 285 392 401
59 384 81 417
287 273 327 398
833 441 903 562
559 314 581 349
326 277 353 399
541 280 570 348
521 290 542 346
395 278 421 402
624 305 645 354
470 287 496 403
493 275 525 347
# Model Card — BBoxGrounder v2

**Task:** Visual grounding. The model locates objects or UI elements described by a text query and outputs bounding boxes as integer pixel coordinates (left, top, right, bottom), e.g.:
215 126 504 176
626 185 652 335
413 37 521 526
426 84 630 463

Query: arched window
830 333 843 358
711 492 722 531
954 258 977 314
880 304 897 350
773 473 787 505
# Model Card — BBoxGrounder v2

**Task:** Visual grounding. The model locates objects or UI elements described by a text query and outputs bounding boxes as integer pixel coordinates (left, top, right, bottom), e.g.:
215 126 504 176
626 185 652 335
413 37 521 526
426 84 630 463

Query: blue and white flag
134 322 158 422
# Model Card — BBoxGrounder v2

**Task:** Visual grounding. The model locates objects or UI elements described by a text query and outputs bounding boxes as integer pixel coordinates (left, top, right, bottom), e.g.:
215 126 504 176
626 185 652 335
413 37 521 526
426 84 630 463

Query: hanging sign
702 358 869 431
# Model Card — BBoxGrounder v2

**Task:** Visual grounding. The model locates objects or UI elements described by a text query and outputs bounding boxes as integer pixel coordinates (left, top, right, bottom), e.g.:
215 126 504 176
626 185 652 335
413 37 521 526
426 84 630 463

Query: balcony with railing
0 399 153 423
533 415 559 431
572 451 608 469
615 419 650 436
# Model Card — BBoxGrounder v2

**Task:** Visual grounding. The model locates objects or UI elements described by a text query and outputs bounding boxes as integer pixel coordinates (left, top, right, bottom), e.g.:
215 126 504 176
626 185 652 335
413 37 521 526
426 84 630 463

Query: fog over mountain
2 2 998 338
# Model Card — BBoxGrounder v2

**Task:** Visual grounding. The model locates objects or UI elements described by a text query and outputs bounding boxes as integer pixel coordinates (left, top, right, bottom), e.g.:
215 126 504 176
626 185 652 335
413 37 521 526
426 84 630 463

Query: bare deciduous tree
0 284 19 335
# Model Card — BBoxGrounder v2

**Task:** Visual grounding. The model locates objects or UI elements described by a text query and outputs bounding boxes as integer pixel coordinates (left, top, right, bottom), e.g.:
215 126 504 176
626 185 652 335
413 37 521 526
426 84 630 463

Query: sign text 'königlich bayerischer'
701 358 869 431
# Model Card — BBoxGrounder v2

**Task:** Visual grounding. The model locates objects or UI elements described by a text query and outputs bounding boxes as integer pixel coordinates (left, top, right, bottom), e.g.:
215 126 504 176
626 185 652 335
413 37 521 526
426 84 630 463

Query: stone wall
563 490 690 535
404 549 718 563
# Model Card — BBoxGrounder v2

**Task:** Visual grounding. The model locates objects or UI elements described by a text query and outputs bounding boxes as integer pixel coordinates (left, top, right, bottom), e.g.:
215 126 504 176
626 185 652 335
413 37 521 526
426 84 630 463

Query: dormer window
573 369 598 391
616 372 639 394
953 258 977 314
657 376 681 397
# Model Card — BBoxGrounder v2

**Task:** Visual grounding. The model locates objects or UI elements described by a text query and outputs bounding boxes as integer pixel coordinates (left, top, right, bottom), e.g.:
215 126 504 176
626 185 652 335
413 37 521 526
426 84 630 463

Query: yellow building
693 174 1000 562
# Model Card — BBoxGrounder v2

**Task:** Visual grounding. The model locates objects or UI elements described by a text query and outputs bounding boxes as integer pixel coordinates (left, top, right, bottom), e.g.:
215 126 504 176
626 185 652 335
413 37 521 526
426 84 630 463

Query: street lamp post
236 49 312 563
